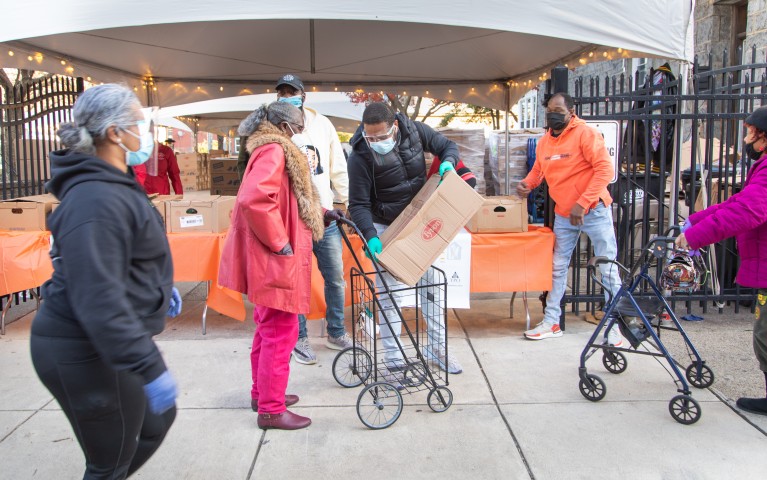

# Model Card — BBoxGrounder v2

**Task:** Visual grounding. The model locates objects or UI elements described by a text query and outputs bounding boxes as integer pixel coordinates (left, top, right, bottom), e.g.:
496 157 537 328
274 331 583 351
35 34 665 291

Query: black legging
30 335 175 479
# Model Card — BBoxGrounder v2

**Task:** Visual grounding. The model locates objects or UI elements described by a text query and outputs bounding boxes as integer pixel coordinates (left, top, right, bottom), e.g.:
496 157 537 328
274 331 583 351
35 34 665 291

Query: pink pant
251 305 298 414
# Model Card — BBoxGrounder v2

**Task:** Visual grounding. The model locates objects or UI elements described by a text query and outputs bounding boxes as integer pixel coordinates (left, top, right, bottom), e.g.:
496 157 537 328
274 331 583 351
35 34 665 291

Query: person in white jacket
275 74 351 364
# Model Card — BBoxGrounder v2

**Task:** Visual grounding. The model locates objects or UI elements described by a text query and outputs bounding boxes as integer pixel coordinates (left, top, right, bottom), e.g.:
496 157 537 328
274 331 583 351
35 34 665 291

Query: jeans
755 289 767 373
298 221 346 339
31 335 176 479
251 305 298 414
544 203 622 326
373 223 445 364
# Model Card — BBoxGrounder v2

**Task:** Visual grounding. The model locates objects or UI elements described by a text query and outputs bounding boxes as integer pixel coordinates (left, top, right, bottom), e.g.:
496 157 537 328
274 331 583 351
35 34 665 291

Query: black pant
30 335 175 479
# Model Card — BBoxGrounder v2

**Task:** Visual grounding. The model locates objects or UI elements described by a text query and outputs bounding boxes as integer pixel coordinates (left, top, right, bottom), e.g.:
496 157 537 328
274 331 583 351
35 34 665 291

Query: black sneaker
736 397 767 416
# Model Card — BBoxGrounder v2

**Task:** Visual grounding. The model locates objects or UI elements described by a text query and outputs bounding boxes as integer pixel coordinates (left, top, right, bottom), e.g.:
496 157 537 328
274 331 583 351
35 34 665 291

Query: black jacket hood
46 149 137 199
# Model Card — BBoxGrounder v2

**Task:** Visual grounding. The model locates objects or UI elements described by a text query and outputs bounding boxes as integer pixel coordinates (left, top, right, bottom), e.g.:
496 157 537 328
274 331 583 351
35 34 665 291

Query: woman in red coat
219 102 338 430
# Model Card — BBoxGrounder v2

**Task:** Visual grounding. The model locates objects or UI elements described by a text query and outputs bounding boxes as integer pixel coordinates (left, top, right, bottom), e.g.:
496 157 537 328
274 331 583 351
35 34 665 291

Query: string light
334 87 338 91
219 86 224 91
86 76 91 82
448 89 452 93
589 51 594 57
27 55 33 61
60 60 66 65
7 50 13 56
65 66 74 74
425 90 429 95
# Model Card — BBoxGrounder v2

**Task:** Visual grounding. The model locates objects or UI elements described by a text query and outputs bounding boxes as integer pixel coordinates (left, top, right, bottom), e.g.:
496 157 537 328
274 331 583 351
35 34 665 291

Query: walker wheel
669 394 701 425
427 386 453 413
602 350 628 374
685 363 714 389
332 347 372 388
578 374 606 402
356 382 403 429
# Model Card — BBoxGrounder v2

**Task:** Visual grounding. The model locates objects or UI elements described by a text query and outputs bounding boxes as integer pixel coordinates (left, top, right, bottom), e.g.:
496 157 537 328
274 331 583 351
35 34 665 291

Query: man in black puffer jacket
347 102 463 376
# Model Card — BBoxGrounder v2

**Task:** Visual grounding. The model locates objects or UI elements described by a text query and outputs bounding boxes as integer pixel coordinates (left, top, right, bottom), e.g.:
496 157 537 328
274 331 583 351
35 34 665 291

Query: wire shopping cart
331 218 453 429
578 230 713 425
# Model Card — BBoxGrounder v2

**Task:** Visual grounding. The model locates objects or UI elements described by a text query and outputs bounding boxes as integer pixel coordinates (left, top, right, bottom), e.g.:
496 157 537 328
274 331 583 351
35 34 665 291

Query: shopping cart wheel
332 347 372 388
602 351 628 374
578 374 606 402
356 382 403 429
669 394 701 425
427 386 453 413
685 363 714 389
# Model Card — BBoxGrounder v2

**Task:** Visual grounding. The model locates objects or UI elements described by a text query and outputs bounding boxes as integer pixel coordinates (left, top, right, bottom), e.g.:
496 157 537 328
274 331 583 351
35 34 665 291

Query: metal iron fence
0 74 83 319
1 75 83 200
561 46 767 321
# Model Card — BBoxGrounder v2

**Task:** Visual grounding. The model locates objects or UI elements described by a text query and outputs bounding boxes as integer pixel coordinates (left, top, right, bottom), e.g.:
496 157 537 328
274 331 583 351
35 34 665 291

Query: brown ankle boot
251 395 299 411
257 410 311 430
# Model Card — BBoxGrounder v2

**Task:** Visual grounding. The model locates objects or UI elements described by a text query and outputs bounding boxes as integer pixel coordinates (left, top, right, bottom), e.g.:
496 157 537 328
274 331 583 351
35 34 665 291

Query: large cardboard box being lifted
0 194 59 231
378 171 483 286
165 195 236 233
466 196 528 233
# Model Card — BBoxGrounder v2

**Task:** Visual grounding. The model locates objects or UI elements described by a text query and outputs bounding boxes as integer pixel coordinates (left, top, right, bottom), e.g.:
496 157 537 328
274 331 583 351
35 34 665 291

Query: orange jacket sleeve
237 144 289 253
576 127 614 210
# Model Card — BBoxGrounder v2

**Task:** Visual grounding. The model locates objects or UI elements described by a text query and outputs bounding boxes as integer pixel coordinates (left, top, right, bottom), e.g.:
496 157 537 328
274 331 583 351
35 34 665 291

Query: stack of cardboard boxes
177 153 200 192
209 157 241 196
175 152 211 192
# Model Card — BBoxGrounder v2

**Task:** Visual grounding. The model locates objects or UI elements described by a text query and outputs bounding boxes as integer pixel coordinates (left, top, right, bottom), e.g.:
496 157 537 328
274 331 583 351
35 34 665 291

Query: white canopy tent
0 1 694 110
156 92 365 136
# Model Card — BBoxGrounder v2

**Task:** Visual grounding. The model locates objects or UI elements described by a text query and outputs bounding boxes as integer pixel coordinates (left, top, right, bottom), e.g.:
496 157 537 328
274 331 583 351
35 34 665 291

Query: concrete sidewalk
2 294 767 479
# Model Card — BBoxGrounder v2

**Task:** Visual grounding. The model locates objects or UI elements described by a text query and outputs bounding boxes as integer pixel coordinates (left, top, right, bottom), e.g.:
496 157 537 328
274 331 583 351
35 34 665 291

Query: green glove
438 160 456 176
365 236 382 260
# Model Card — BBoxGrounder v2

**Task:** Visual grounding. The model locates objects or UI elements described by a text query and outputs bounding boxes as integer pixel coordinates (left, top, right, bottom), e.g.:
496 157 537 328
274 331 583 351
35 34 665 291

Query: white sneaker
524 322 563 340
293 337 317 365
606 325 624 348
326 332 353 351
424 347 463 374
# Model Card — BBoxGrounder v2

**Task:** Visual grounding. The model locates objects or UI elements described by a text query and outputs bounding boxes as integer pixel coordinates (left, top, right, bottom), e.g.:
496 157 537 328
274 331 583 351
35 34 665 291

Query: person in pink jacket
677 106 767 416
218 102 342 430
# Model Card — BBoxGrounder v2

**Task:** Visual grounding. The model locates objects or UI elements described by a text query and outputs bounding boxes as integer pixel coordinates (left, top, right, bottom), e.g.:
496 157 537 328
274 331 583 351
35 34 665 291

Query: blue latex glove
143 370 178 415
681 219 692 233
438 160 455 177
365 236 382 261
166 287 182 318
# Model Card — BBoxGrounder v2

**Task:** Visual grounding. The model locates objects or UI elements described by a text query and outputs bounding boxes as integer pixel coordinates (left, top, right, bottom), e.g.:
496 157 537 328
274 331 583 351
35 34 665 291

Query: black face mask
745 142 764 161
546 112 568 131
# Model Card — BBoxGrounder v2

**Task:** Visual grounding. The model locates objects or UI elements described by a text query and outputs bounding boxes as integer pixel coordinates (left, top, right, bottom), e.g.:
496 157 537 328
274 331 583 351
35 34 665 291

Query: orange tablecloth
0 231 53 298
1 227 554 322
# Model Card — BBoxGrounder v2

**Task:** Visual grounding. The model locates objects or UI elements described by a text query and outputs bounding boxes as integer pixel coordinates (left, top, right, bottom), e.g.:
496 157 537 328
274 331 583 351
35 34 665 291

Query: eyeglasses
285 122 305 134
363 123 396 143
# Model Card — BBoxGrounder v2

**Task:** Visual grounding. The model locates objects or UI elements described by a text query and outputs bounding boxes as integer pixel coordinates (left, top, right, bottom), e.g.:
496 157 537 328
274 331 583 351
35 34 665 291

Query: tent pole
670 62 689 226
504 83 511 195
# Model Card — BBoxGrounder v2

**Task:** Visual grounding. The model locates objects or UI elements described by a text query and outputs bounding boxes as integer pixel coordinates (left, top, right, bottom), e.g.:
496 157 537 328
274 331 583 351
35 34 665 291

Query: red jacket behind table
143 143 183 195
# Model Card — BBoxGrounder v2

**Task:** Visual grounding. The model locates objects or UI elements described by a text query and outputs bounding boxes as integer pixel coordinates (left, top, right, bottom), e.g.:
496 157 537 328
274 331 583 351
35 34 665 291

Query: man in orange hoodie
517 93 622 345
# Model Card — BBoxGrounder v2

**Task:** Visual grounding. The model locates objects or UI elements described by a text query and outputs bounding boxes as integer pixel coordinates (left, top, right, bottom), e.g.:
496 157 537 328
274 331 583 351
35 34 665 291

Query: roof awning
0 1 693 109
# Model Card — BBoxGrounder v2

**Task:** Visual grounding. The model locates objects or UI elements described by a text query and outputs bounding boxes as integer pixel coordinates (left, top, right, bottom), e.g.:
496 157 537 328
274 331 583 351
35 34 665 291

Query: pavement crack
246 430 267 480
453 308 536 480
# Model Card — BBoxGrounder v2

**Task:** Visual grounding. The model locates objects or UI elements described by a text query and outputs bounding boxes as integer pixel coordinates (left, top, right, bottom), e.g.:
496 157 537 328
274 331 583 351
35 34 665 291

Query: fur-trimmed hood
246 121 324 241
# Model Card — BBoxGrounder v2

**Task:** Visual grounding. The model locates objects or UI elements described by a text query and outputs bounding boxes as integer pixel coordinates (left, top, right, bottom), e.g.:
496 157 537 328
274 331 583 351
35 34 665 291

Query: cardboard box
397 228 473 309
165 195 236 233
0 194 59 231
210 186 240 196
209 158 239 174
378 171 483 286
210 172 242 189
176 153 198 172
149 194 183 225
466 196 528 233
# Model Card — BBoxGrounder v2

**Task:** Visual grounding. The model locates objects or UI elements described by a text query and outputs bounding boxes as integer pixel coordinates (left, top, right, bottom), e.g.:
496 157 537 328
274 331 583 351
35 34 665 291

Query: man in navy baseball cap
276 74 304 92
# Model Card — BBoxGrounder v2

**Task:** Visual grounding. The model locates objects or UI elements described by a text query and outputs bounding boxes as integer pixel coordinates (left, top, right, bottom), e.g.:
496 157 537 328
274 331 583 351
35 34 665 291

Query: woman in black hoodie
30 84 179 479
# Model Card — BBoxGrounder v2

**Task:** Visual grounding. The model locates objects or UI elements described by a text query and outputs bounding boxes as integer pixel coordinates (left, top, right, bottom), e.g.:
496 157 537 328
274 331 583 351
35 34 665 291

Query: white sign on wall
586 120 620 184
